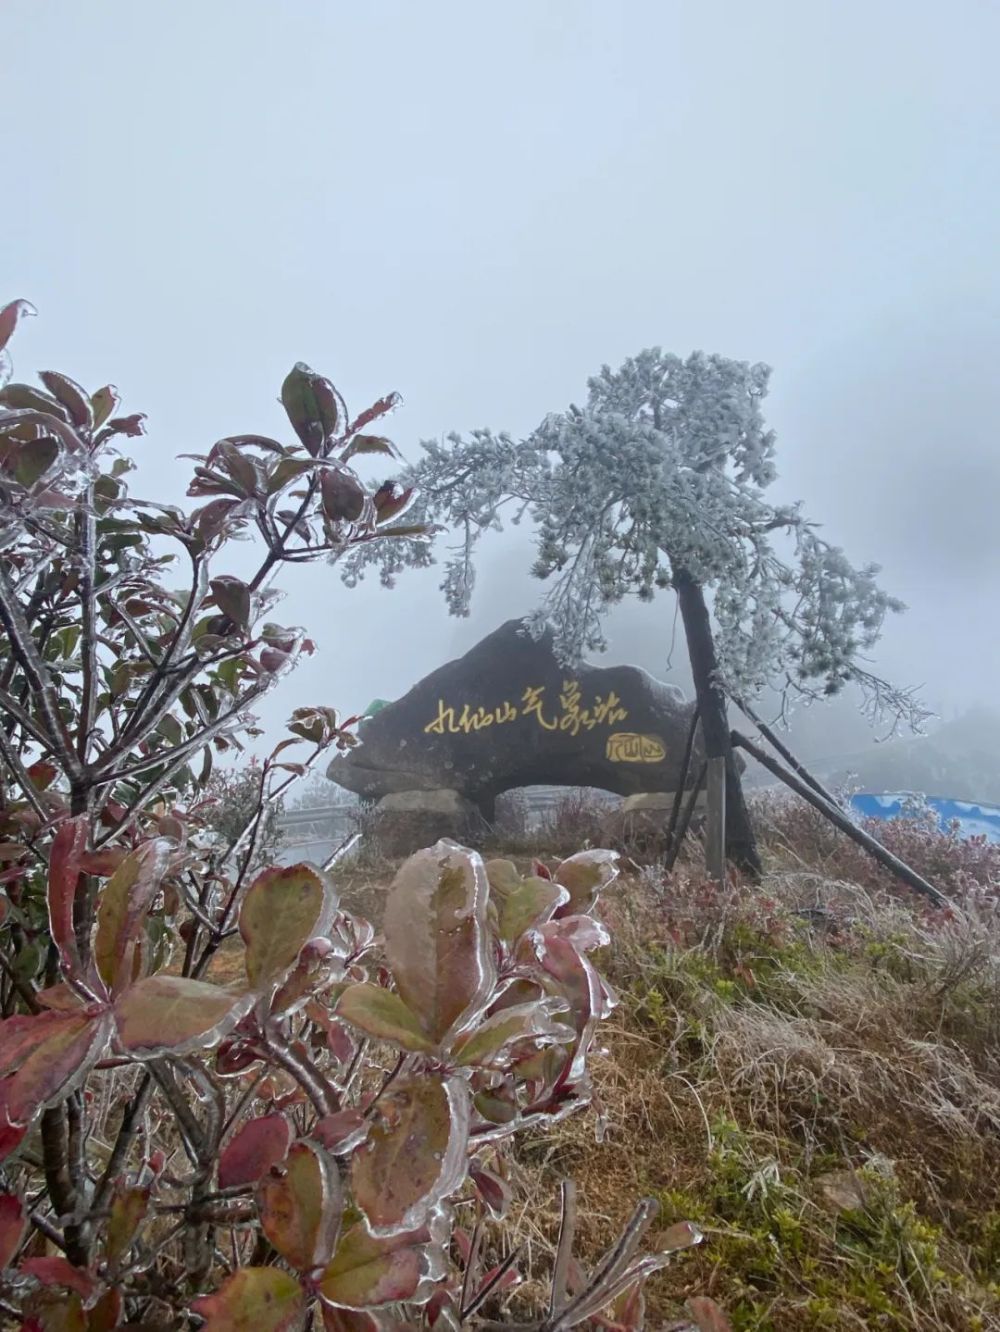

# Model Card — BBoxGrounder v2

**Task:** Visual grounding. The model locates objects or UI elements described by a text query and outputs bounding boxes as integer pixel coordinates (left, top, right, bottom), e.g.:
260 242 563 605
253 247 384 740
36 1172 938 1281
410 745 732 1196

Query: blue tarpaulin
849 793 1000 844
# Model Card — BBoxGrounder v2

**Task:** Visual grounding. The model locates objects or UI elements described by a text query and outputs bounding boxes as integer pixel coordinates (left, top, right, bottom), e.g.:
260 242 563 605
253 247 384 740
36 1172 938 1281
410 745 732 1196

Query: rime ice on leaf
351 1076 469 1237
382 842 495 1045
239 863 336 994
192 1266 305 1332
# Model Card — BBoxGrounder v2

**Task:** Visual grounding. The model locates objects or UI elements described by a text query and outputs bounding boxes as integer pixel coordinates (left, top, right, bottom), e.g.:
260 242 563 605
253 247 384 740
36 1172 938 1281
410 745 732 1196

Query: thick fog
4 1 998 764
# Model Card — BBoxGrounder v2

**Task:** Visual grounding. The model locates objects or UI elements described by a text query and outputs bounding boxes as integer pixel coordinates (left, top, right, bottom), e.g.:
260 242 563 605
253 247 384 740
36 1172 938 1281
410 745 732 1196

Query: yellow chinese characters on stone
422 681 630 737
605 732 667 764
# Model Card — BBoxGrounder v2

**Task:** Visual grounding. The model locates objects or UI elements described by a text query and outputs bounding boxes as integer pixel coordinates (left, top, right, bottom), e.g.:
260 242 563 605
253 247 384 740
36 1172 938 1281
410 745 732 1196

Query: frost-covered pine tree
340 349 922 874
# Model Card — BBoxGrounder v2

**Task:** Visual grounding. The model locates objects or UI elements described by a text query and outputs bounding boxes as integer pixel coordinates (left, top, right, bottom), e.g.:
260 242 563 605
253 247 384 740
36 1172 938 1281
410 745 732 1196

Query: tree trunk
673 568 762 878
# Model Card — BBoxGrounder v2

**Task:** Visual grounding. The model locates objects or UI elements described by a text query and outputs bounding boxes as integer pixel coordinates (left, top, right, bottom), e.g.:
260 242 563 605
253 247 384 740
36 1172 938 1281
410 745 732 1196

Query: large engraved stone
328 620 705 814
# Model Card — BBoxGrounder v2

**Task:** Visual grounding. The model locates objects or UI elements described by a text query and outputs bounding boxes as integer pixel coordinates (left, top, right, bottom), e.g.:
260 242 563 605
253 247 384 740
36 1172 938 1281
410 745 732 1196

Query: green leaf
104 1184 150 1268
335 983 434 1053
239 863 335 992
90 384 120 429
267 455 315 494
191 1267 305 1332
500 879 568 941
281 363 342 455
11 435 61 487
255 1140 342 1273
318 1222 435 1311
210 575 252 631
383 842 495 1044
554 849 619 916
451 1000 575 1066
351 1076 468 1236
0 382 69 418
113 975 249 1055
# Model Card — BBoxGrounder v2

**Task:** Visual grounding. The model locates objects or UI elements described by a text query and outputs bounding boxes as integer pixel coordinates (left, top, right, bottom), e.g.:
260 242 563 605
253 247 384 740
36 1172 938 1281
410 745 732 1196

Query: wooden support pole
735 698 843 811
730 729 948 908
664 705 700 856
705 756 727 883
664 760 707 873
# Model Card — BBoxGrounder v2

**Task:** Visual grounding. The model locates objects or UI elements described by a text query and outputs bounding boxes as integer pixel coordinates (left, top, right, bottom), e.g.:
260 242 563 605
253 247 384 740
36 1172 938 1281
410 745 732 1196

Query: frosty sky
4 1 998 745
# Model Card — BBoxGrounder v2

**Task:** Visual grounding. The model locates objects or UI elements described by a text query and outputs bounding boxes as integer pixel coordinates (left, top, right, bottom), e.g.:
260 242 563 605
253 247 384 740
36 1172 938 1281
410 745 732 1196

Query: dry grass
498 858 1000 1330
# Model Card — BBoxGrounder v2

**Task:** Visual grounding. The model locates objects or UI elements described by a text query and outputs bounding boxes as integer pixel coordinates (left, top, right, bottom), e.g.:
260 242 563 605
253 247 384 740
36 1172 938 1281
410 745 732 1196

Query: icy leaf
218 1114 292 1190
0 1192 26 1265
321 467 366 523
113 975 249 1056
85 1288 122 1332
34 983 85 1012
312 1109 368 1155
210 576 252 632
352 1077 469 1236
89 385 120 430
191 1266 305 1332
240 863 335 993
383 842 495 1044
342 434 399 461
104 1185 150 1268
335 983 434 1053
94 839 173 995
469 1163 511 1220
27 1292 87 1331
256 1140 342 1274
281 363 342 455
20 1256 96 1300
451 1000 574 1066
0 299 36 354
554 849 618 917
47 816 89 979
318 1221 434 1310
499 877 568 944
0 1011 110 1143
38 372 92 429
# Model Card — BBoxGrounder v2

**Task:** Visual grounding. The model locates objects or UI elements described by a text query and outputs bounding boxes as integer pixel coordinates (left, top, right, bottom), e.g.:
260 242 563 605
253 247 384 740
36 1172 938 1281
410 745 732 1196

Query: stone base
600 789 708 854
372 789 484 859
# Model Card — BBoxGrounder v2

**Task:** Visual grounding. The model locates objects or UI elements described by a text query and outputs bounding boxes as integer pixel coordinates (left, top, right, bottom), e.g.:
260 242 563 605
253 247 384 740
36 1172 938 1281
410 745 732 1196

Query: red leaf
38 372 92 430
256 1140 342 1273
103 413 146 439
93 839 173 995
0 299 36 355
113 975 249 1056
0 1192 26 1266
0 1011 111 1144
347 392 402 437
312 1109 368 1155
20 1256 96 1300
352 1077 469 1237
47 816 89 979
218 1115 291 1191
